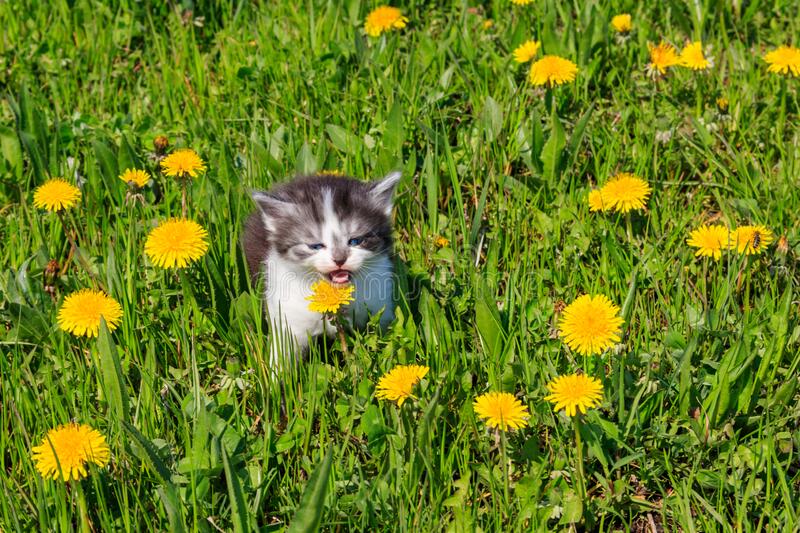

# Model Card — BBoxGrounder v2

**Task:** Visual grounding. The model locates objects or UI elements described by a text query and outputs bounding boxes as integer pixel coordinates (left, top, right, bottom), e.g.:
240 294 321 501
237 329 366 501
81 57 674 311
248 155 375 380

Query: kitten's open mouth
327 269 351 285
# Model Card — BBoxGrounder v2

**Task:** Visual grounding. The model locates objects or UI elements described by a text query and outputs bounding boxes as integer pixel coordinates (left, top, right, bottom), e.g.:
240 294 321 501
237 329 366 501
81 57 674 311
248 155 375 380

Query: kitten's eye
348 237 363 246
308 243 325 251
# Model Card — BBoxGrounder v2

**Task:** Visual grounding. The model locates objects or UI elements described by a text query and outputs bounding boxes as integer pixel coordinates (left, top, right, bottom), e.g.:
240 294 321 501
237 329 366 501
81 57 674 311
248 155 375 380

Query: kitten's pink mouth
327 269 351 285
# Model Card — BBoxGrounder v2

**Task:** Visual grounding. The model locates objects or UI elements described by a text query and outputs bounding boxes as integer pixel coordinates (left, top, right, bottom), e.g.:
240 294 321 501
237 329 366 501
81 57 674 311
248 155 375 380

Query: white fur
262 187 395 367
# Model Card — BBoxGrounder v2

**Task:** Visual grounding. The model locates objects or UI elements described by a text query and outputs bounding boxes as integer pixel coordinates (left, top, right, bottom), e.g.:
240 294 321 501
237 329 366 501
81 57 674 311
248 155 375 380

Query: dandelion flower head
513 40 541 63
686 224 730 260
119 168 150 188
160 148 206 179
306 280 355 314
529 55 579 86
57 289 123 338
32 423 110 481
375 365 429 406
588 189 610 212
611 14 632 33
763 45 800 76
144 218 209 268
730 225 774 255
559 294 623 356
601 172 651 213
544 373 604 416
680 41 711 70
647 42 679 75
473 392 530 431
364 6 408 37
33 179 81 212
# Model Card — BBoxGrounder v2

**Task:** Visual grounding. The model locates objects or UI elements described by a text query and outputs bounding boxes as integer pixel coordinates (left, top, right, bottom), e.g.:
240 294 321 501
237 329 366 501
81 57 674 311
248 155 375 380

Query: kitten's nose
333 256 347 266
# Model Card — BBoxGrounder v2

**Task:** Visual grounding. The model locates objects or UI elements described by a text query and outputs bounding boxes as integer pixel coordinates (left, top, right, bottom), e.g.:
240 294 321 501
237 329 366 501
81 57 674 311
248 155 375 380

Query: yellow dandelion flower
513 40 541 64
511 0 534 5
473 392 530 431
375 365 429 406
144 219 209 268
611 14 632 33
763 45 800 76
482 20 494 30
601 172 651 213
680 41 711 70
32 423 110 481
686 224 730 260
434 235 450 248
160 148 206 179
306 280 355 314
33 179 81 212
559 294 623 356
364 6 408 37
544 373 603 417
57 289 123 338
716 97 729 111
119 168 150 188
529 55 579 86
588 189 610 212
647 42 679 76
730 225 774 255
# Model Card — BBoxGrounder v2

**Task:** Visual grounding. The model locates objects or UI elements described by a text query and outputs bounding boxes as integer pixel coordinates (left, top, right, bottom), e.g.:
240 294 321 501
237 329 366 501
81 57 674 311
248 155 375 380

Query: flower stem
75 481 92 533
337 321 349 356
181 179 188 218
499 429 510 511
573 416 587 504
701 257 708 312
625 212 633 242
695 76 703 118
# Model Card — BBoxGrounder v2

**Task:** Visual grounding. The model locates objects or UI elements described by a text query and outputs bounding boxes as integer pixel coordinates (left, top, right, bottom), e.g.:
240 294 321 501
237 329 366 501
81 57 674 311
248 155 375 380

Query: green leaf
93 138 119 184
565 104 594 168
287 448 334 533
222 446 251 533
0 125 23 178
559 490 583 524
383 101 405 156
123 421 173 485
118 134 141 173
423 150 438 231
540 109 565 181
96 318 129 424
295 142 317 175
468 173 491 246
474 279 505 359
480 96 503 143
358 404 390 453
678 335 699 416
123 421 185 533
326 124 361 155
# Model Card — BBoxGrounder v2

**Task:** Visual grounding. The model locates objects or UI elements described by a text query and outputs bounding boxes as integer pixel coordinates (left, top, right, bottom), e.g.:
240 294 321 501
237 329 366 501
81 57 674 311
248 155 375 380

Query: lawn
1 1 799 531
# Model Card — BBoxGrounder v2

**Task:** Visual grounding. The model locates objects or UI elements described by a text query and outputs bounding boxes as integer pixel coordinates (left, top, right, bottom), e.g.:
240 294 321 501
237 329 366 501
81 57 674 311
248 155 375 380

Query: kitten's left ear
369 171 402 216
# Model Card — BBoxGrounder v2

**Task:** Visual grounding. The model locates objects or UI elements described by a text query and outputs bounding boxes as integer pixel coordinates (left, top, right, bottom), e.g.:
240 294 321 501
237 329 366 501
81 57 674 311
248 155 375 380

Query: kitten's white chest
263 253 394 348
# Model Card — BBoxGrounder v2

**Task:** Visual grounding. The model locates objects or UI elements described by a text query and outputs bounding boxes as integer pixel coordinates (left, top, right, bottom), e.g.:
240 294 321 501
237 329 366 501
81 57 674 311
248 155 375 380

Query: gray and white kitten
243 172 400 365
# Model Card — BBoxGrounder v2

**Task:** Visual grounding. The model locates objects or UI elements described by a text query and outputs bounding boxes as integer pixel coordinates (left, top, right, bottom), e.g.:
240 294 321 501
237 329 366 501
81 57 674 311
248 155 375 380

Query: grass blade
287 448 333 533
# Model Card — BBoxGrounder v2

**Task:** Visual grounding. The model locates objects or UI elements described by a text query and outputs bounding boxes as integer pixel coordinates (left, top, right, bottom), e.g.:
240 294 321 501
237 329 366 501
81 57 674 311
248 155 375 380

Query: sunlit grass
0 1 798 530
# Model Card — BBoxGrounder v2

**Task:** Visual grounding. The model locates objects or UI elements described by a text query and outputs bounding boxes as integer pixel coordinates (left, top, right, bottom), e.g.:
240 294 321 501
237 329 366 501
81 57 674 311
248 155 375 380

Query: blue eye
348 237 363 246
308 243 325 250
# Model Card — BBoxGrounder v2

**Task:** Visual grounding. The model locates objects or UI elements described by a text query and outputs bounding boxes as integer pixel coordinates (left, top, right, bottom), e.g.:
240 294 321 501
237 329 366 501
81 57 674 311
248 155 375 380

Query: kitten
242 172 400 366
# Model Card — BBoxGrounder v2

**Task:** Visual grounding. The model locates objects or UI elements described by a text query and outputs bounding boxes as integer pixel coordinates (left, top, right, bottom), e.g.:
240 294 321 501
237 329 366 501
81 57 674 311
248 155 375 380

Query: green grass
1 0 799 531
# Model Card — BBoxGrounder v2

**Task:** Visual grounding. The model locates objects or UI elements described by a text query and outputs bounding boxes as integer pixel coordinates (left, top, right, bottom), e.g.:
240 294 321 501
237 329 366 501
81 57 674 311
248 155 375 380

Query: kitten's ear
251 190 294 232
369 171 402 216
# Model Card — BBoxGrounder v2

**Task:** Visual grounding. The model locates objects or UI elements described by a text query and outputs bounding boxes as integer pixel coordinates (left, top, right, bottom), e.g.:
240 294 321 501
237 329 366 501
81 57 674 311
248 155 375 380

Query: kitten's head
251 172 400 284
